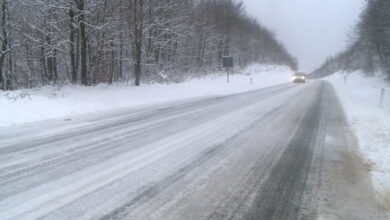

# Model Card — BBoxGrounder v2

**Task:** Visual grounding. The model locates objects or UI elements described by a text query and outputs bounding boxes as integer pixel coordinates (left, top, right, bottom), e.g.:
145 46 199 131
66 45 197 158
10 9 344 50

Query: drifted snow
326 71 390 201
0 65 292 127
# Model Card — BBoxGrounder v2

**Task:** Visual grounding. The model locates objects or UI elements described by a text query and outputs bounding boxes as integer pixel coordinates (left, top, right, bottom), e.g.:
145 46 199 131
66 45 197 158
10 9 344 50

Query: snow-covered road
0 81 387 219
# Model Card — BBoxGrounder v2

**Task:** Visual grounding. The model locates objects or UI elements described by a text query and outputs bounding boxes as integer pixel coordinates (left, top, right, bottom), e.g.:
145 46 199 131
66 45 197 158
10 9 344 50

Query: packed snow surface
326 71 390 202
0 65 292 127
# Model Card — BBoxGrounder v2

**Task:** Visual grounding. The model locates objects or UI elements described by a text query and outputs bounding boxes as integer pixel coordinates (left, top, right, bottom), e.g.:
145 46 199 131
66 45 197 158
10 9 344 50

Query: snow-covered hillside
326 71 390 206
0 65 293 127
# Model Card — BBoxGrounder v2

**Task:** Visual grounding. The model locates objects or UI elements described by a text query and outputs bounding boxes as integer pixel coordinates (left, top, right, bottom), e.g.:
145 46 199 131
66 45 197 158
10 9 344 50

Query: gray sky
242 0 365 72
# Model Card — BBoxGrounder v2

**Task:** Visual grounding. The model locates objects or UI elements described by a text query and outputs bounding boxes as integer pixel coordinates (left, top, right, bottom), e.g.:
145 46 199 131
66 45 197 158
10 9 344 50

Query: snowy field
0 65 292 127
326 71 390 206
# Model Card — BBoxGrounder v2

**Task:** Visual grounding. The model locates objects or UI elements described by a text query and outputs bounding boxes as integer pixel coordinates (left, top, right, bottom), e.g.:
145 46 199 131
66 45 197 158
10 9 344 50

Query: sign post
379 88 385 108
223 56 233 84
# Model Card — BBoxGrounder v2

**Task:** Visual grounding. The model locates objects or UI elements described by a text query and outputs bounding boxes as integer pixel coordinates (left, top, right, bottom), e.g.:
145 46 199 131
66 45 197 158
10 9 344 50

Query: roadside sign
223 56 234 68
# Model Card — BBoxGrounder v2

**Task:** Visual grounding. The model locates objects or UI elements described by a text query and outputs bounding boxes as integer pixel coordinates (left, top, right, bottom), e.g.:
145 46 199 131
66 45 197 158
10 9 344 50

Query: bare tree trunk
109 41 114 84
46 36 55 82
40 45 47 84
24 42 34 88
119 31 123 79
76 26 80 77
133 0 143 86
78 0 88 86
7 42 12 89
146 0 152 59
69 5 77 84
47 55 52 81
53 49 58 82
0 0 8 90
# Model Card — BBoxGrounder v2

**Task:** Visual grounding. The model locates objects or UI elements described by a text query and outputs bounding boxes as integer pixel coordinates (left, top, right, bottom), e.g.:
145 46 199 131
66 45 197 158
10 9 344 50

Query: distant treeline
312 0 390 80
0 0 297 90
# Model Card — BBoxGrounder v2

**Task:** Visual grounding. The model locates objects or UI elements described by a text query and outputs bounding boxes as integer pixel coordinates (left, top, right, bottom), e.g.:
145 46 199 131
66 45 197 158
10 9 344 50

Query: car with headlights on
292 72 306 83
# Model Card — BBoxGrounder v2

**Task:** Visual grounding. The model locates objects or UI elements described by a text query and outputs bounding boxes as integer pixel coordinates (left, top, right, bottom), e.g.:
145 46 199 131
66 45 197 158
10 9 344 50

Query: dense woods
0 0 297 90
312 0 390 80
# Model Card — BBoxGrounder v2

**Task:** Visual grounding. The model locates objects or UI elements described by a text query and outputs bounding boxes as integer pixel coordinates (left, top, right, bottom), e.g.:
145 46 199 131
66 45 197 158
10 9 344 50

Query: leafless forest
312 0 390 80
0 0 297 90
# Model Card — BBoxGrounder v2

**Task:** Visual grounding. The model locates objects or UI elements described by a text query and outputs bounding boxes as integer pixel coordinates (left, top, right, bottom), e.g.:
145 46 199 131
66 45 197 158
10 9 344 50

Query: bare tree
0 0 298 90
313 0 390 80
0 0 8 90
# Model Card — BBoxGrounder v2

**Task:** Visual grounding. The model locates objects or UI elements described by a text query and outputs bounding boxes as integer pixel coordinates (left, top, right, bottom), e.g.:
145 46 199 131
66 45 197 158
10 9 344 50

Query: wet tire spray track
246 83 324 219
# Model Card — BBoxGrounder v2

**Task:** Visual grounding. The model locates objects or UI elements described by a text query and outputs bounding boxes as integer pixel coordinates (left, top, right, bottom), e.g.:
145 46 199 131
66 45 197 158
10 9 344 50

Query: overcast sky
242 0 365 72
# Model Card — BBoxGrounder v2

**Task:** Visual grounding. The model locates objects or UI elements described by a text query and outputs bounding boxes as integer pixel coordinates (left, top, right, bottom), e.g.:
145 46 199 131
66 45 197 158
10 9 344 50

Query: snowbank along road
0 81 387 219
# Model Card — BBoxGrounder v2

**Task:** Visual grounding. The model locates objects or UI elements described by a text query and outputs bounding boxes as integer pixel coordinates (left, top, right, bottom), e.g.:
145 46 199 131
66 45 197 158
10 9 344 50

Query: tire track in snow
0 84 302 220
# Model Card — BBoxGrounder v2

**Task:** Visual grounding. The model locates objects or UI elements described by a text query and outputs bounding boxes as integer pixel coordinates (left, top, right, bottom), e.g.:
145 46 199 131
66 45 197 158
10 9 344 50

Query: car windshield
1 1 389 219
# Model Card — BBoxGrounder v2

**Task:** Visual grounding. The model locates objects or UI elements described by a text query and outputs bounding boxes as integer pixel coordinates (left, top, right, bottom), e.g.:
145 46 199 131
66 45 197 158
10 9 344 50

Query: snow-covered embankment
326 71 390 210
0 65 292 127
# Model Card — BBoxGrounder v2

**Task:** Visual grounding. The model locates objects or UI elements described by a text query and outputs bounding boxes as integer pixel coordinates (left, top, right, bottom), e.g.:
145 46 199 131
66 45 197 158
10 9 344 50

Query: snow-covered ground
326 71 390 206
0 64 292 127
